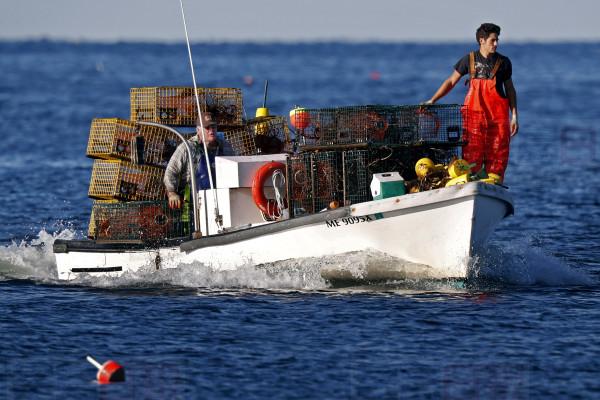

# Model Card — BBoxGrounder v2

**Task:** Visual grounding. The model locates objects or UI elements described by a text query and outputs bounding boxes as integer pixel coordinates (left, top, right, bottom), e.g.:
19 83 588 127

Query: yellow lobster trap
130 86 243 127
88 159 165 201
86 118 184 168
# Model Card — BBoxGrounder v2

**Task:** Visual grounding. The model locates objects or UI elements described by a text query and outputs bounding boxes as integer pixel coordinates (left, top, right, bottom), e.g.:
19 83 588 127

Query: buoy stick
262 80 269 108
86 355 102 370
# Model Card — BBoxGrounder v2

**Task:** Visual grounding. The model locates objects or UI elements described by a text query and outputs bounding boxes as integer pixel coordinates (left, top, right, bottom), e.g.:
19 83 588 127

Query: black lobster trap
89 200 188 242
287 144 461 216
293 104 466 148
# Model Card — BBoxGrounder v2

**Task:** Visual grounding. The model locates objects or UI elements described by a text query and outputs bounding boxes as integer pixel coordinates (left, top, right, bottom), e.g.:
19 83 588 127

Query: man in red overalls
425 23 519 183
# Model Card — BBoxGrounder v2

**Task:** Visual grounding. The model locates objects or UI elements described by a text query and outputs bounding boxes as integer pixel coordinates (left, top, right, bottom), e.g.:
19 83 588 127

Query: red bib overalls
462 52 511 179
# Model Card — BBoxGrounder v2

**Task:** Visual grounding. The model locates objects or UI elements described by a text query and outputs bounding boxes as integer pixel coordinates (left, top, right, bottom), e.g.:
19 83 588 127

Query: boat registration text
325 215 374 228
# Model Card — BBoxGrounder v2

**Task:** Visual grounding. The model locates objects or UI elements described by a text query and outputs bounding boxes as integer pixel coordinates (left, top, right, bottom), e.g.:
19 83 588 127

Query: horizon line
2 37 600 45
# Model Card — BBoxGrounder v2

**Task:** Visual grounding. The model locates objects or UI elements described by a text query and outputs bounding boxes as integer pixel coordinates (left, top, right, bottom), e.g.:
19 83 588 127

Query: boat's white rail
138 121 202 239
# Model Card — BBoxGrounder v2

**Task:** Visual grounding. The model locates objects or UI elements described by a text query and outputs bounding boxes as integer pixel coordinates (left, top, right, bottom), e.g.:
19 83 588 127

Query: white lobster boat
53 180 513 282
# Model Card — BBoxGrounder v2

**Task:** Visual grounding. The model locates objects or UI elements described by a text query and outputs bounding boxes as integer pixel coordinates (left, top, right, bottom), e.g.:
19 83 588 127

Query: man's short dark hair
476 23 501 43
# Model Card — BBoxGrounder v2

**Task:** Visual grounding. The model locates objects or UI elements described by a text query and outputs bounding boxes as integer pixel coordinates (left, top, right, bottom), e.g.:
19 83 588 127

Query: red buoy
87 355 125 384
289 108 310 130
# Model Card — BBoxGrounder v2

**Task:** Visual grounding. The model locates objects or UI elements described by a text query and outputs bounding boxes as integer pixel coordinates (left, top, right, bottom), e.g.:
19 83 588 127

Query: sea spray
0 229 75 281
470 240 593 286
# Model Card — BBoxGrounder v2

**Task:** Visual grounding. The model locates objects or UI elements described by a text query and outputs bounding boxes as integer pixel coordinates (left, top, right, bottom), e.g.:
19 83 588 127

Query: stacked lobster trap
86 86 245 242
130 87 243 128
223 116 292 156
287 104 466 216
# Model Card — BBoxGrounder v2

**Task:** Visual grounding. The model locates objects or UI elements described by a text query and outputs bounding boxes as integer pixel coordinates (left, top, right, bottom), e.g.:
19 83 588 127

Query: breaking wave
0 229 75 282
470 240 593 286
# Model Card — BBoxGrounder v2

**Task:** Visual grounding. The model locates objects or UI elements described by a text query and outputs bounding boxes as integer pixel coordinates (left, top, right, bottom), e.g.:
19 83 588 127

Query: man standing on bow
425 23 519 183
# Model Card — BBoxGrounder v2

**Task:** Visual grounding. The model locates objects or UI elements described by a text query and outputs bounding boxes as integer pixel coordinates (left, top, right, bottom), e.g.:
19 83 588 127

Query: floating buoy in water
86 355 125 384
369 70 381 81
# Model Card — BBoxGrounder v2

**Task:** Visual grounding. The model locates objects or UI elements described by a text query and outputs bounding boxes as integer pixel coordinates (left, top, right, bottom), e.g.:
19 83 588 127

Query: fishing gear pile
287 104 467 215
86 86 243 242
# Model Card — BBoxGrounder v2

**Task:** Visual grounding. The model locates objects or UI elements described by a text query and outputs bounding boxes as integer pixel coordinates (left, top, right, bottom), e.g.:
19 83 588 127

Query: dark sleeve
453 54 470 76
503 57 512 81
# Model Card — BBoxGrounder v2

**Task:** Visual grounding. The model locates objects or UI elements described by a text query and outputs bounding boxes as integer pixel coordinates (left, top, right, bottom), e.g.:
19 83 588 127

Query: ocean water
1 41 599 399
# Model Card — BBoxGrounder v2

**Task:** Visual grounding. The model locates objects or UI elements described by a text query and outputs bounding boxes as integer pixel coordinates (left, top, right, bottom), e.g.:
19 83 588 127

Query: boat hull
54 182 513 282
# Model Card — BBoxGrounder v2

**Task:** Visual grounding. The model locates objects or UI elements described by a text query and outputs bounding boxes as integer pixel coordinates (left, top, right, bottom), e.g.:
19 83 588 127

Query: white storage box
215 154 288 189
198 187 276 235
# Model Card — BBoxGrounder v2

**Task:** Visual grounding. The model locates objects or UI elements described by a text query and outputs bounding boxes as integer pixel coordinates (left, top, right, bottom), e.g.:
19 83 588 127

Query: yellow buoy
479 172 502 185
415 158 435 178
448 159 473 179
255 107 269 118
445 173 470 187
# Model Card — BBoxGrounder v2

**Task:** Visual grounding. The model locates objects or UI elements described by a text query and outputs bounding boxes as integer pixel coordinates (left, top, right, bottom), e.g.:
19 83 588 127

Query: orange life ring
252 161 286 217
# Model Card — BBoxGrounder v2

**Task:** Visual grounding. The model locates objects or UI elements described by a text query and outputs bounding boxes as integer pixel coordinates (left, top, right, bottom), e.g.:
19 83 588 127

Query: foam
470 240 593 286
1 231 593 290
0 229 75 281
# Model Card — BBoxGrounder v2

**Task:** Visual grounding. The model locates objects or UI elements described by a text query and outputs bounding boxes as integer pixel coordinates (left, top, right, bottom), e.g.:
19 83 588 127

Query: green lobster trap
88 159 165 201
89 200 187 242
223 116 291 156
130 86 243 127
86 118 185 168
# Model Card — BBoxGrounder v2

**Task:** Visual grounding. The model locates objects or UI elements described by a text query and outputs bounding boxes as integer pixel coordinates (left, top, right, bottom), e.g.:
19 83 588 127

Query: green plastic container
370 172 406 200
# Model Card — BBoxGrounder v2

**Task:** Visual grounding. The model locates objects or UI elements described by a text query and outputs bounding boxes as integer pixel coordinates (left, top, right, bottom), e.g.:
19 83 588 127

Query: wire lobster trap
89 200 187 242
86 118 184 168
288 145 463 216
88 159 165 201
294 104 466 147
130 87 243 127
87 199 117 239
288 151 368 215
223 116 291 156
86 118 138 160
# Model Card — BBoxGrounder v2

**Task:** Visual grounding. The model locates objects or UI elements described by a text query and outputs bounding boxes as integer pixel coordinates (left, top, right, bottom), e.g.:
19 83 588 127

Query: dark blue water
1 41 599 399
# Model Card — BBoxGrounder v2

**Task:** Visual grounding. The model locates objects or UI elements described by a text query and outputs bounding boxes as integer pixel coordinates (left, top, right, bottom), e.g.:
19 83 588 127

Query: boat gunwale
54 182 512 255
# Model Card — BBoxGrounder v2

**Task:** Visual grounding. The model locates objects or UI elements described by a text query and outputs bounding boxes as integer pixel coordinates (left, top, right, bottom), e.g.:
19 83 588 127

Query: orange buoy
369 71 381 81
87 355 125 384
289 107 310 130
252 161 286 217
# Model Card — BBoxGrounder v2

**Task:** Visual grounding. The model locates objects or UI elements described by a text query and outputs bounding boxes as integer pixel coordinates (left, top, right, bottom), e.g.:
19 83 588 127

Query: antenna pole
179 0 222 229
